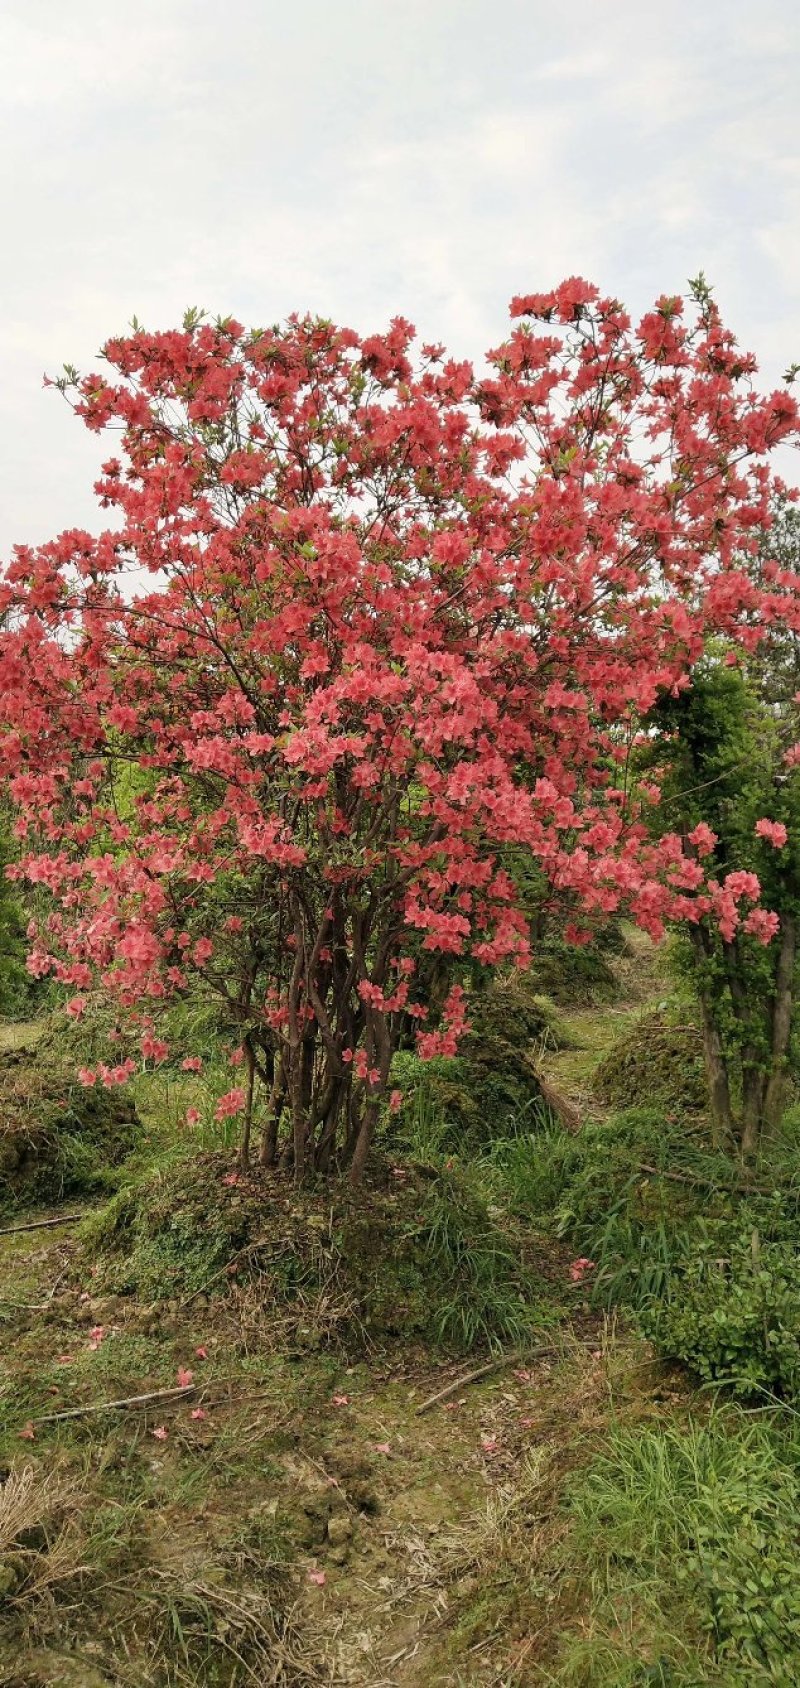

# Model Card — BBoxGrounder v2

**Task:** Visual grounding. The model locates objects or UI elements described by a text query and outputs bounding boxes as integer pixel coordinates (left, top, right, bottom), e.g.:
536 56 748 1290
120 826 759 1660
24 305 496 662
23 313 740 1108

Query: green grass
549 1412 800 1685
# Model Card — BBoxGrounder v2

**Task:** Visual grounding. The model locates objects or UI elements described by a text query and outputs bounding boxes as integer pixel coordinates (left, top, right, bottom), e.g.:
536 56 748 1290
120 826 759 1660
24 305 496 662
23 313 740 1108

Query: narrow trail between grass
537 927 667 1125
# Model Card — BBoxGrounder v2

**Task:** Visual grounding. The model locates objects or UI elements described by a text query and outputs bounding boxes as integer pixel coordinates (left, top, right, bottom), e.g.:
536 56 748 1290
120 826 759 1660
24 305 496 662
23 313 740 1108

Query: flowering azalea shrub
0 278 798 1178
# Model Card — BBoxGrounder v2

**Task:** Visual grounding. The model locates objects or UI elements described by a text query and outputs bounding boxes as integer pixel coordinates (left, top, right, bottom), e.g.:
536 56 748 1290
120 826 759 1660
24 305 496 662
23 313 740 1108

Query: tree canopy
1 278 798 1176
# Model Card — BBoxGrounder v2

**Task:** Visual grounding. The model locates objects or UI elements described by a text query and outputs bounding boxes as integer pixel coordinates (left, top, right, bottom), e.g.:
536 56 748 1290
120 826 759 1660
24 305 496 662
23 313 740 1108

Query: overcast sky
2 0 798 557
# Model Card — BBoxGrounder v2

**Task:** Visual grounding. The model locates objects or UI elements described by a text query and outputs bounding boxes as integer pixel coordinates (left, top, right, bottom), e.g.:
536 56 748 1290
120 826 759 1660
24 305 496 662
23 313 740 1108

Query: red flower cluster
1 285 798 1174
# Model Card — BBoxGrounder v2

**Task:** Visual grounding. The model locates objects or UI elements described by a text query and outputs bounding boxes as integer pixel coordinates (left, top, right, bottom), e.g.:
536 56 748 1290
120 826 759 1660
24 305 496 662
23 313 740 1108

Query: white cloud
534 52 609 82
1 0 798 553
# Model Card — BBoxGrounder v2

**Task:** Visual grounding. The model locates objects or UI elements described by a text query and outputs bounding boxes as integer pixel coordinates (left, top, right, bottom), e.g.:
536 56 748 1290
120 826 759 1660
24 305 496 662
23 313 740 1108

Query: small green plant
480 1124 583 1219
0 811 35 1018
387 973 557 1158
0 1037 141 1212
550 1110 716 1305
593 1010 707 1115
529 933 621 1005
642 1228 800 1400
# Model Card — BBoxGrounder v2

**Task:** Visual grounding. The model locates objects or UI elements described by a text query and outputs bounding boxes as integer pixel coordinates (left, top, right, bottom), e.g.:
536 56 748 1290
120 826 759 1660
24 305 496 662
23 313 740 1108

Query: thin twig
414 1337 607 1414
32 1380 293 1428
415 1355 520 1414
0 1267 71 1312
0 1298 53 1311
0 1213 83 1238
533 1070 582 1134
32 1384 198 1424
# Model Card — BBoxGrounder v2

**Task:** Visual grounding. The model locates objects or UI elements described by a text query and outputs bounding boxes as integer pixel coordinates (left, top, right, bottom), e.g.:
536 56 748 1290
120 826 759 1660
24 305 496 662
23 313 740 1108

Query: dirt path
538 928 667 1123
0 1206 634 1686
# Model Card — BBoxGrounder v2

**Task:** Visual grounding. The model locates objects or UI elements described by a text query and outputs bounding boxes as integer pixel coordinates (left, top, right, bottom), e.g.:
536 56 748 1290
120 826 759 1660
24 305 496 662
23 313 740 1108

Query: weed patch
82 1154 547 1355
592 1008 707 1115
529 935 622 1006
519 1105 800 1402
389 971 559 1154
641 1227 800 1401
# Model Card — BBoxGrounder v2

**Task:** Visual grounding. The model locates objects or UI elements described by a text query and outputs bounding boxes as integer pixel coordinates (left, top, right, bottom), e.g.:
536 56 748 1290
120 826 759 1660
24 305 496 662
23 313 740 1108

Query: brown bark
762 912 796 1135
237 1039 256 1170
286 1037 317 1181
534 1071 582 1134
348 1001 391 1183
314 1073 349 1174
259 1051 283 1167
287 904 306 1182
698 992 735 1148
740 1068 766 1161
691 928 736 1147
349 1097 379 1185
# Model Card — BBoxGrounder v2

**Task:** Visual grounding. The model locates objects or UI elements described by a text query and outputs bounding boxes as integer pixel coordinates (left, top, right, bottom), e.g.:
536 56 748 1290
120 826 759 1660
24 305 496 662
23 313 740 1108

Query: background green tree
646 654 800 1156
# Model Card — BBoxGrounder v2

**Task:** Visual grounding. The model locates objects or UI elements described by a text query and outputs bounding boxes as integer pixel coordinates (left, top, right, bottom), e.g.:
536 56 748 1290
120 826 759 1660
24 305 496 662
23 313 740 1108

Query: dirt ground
0 1188 686 1688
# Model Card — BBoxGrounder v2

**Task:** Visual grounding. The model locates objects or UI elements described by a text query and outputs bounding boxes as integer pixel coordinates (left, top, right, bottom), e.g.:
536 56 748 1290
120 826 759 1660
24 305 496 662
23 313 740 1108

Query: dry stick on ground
534 1071 582 1134
0 1297 57 1311
0 1213 83 1238
414 1339 604 1415
32 1384 199 1424
31 1382 291 1428
415 1355 522 1414
0 1268 71 1313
